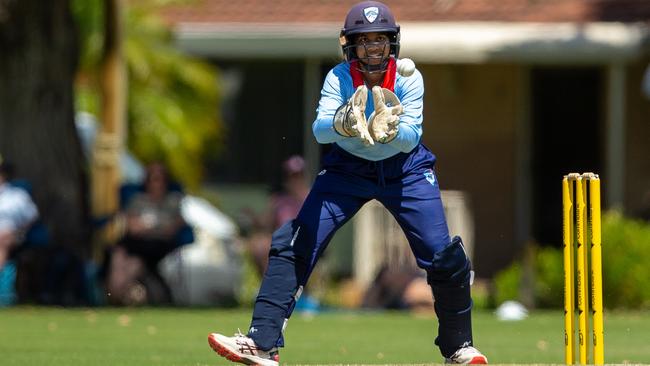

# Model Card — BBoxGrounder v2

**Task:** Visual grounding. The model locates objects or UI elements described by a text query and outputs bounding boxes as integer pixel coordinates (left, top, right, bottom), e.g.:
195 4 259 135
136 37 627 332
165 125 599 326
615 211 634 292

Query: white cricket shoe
208 332 279 366
445 345 488 364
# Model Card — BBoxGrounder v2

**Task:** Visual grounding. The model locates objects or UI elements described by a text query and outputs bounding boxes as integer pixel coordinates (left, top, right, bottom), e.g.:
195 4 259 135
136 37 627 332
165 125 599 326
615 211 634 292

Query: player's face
355 32 390 66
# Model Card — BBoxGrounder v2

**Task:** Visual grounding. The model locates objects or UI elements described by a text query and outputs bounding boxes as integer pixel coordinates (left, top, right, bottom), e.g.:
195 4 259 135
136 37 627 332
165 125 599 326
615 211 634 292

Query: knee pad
426 236 472 287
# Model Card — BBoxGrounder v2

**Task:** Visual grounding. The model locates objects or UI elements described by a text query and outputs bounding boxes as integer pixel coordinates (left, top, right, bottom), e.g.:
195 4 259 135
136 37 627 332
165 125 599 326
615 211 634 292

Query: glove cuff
333 103 357 137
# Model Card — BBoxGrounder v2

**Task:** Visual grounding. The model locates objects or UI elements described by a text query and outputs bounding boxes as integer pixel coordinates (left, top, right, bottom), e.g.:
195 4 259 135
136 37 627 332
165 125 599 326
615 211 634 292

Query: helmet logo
363 7 379 23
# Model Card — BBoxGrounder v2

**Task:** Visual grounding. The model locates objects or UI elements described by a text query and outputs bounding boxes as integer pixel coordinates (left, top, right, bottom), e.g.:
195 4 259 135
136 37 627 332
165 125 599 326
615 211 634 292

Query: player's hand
333 85 374 146
368 86 403 143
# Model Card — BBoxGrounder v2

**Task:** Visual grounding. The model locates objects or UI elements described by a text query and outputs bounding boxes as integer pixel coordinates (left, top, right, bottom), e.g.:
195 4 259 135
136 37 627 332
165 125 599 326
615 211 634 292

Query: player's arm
383 69 424 153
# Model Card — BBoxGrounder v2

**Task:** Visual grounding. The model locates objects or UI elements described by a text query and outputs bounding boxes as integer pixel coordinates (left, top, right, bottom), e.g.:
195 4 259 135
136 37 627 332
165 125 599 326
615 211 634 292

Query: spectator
106 162 186 305
248 156 310 276
362 265 434 313
270 156 310 230
0 160 39 270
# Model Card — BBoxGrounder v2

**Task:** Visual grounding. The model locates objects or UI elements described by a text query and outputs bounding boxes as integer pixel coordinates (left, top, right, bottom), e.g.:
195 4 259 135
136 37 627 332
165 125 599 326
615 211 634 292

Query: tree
74 0 223 191
0 0 221 257
0 0 90 255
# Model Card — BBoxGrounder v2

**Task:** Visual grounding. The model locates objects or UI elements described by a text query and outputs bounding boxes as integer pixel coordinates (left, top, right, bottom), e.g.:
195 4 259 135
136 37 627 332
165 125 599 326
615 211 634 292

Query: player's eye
376 35 389 43
357 35 389 46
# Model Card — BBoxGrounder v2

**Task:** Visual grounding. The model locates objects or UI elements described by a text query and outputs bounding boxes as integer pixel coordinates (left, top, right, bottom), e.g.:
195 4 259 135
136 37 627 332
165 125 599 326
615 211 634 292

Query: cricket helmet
340 1 400 71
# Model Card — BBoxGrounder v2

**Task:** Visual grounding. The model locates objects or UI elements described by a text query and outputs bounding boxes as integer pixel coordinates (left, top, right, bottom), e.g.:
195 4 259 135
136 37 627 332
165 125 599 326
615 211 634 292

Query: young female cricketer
208 1 487 364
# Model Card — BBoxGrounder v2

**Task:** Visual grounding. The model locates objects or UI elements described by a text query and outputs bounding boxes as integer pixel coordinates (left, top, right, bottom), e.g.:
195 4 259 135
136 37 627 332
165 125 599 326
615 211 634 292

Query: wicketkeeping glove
368 86 403 144
333 85 374 146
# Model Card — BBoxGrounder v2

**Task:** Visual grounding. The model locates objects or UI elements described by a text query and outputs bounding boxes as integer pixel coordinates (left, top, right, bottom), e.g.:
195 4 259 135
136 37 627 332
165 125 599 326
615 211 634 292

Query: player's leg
383 195 486 363
379 160 486 364
249 189 367 349
209 171 368 364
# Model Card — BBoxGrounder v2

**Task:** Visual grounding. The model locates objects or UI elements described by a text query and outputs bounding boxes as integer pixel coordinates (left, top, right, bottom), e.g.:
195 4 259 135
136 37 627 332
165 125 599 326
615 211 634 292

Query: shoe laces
456 346 480 358
232 328 278 360
234 328 246 337
458 346 478 354
446 345 478 363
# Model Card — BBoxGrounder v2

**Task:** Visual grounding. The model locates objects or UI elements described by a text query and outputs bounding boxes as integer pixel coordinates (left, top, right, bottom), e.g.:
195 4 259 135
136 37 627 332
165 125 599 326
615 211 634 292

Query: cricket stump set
562 173 604 365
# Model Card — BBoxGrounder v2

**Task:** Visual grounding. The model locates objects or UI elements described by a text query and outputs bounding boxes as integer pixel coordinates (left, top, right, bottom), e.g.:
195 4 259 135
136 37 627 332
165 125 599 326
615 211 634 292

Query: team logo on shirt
423 169 436 186
363 7 379 23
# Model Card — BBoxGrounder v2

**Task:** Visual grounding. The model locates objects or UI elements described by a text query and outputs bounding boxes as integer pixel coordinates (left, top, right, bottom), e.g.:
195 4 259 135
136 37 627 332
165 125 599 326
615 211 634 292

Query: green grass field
1 307 649 365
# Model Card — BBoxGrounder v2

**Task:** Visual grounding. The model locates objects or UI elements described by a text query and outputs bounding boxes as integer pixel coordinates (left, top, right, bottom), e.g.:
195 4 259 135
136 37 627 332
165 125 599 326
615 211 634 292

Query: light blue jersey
312 61 424 161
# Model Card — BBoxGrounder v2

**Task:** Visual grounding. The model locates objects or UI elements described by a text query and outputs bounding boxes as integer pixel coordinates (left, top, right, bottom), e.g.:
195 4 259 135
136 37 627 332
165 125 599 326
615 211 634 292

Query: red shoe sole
208 334 252 365
468 356 488 364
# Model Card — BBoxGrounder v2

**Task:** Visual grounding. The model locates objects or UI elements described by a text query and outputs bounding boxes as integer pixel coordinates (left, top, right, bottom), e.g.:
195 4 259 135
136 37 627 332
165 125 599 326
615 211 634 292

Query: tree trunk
93 0 125 217
0 0 90 257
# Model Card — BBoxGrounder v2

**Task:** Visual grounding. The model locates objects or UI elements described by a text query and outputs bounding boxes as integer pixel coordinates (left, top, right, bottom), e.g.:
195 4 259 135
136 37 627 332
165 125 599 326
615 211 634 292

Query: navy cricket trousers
248 144 472 356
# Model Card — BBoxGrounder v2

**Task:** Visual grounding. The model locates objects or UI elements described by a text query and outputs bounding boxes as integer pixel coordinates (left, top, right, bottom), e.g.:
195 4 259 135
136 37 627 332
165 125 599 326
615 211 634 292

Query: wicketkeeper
208 1 487 364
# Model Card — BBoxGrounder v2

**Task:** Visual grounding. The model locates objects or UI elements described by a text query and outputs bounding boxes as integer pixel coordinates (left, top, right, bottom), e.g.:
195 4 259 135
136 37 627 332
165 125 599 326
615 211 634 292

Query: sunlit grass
0 307 649 365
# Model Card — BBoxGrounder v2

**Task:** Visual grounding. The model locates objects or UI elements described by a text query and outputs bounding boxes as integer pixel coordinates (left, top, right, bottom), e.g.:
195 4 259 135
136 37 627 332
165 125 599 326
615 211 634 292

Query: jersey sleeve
387 69 424 152
312 67 350 144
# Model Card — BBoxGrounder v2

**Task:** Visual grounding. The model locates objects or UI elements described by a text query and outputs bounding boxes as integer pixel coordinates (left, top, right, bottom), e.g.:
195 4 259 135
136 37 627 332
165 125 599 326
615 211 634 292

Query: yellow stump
562 176 575 365
575 177 589 364
588 176 604 365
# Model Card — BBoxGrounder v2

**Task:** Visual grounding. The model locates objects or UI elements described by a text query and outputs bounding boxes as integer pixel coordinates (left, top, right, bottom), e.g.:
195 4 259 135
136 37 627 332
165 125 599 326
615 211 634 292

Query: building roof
164 0 650 63
163 0 650 24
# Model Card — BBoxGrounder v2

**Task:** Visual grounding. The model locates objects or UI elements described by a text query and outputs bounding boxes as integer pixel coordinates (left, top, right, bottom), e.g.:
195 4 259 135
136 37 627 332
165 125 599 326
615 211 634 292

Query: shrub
492 262 522 307
493 212 650 309
532 246 564 308
601 211 650 308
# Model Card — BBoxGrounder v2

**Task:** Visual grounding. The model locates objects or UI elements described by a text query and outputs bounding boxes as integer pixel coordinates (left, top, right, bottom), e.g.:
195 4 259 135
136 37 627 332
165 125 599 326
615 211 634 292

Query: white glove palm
368 86 403 143
333 85 374 146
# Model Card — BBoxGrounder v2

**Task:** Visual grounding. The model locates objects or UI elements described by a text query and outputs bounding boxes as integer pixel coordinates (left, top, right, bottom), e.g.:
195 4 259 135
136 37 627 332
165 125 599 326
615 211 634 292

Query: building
163 0 650 277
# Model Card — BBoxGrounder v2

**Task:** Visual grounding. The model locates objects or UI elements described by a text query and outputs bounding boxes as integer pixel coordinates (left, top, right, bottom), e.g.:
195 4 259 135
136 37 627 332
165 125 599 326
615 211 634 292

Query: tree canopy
73 0 223 190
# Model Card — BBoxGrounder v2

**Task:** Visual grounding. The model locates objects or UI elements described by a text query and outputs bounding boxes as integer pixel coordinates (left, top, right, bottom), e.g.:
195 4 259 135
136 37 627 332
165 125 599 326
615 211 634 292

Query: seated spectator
0 160 39 270
247 155 310 276
362 265 435 313
106 162 186 305
242 155 323 312
270 155 311 230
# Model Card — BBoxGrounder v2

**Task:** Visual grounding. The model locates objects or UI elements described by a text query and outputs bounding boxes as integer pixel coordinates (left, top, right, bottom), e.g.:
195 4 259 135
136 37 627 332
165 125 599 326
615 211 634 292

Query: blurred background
2 0 650 313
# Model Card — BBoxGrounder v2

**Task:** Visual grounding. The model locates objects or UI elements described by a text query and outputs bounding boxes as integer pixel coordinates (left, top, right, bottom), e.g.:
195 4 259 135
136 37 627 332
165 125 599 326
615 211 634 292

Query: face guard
341 34 399 74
